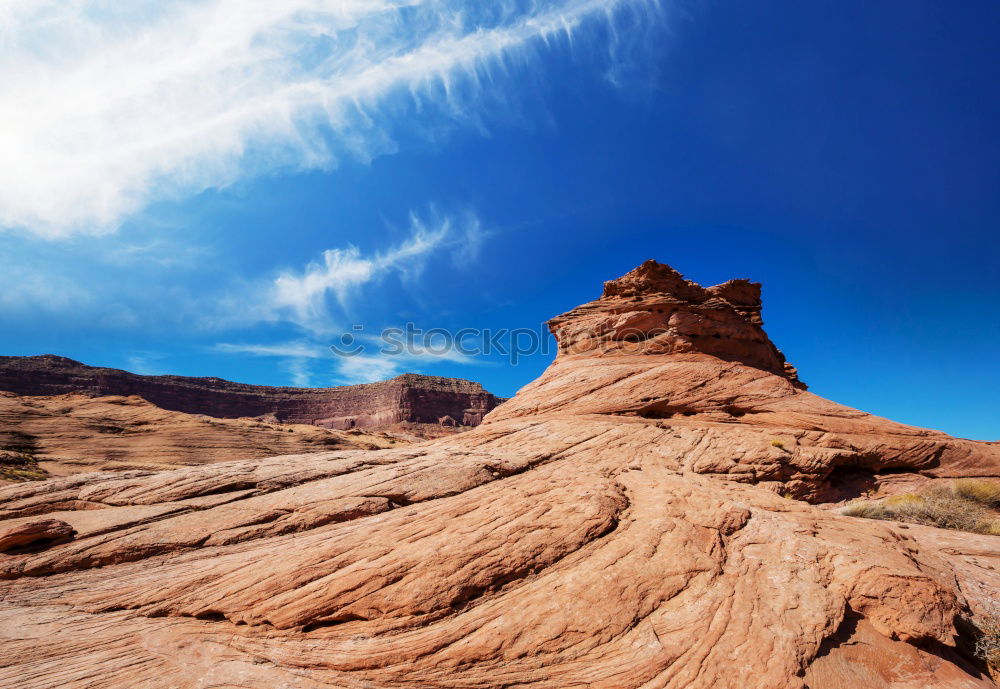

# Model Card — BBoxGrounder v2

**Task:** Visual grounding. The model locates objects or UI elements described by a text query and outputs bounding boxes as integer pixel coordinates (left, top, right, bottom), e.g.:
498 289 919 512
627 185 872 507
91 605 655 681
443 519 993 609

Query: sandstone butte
0 356 504 430
1 260 999 689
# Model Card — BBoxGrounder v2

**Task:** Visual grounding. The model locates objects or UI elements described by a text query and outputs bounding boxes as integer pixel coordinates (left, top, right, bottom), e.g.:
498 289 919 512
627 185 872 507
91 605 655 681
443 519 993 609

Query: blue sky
0 1 997 440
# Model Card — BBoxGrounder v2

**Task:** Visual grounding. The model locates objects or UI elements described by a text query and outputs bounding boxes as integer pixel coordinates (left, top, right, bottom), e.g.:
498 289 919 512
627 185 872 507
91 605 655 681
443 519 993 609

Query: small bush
840 500 882 519
974 606 1000 674
770 439 785 449
0 449 48 482
0 466 48 482
840 482 1000 536
954 479 1000 508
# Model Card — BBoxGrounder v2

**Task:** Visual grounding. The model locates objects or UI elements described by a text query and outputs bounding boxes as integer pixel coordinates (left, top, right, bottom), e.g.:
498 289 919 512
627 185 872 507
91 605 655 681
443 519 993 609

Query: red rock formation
553 259 805 385
0 356 503 429
1 261 998 689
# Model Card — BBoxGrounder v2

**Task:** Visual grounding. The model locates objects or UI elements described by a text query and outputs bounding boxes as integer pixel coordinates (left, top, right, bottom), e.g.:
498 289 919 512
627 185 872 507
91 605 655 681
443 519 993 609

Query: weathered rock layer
0 391 407 481
1 261 998 689
0 356 503 429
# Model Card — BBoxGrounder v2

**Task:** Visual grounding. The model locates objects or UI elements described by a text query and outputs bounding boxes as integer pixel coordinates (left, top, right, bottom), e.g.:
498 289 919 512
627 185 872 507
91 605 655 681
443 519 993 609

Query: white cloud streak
212 341 327 359
333 354 404 384
260 209 477 333
0 261 91 313
0 0 656 237
330 345 483 384
213 335 482 386
213 341 325 387
210 209 484 385
282 358 315 387
125 353 167 376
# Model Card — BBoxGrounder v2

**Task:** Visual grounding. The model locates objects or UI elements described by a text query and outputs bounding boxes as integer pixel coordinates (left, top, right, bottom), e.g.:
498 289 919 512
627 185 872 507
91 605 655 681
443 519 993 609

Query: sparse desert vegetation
841 479 1000 536
0 449 48 482
0 430 47 482
954 478 1000 508
973 606 1000 675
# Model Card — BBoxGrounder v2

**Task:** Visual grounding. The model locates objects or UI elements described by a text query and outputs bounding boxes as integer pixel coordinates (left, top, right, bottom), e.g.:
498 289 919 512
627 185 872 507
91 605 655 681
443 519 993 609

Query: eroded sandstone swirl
2 261 999 689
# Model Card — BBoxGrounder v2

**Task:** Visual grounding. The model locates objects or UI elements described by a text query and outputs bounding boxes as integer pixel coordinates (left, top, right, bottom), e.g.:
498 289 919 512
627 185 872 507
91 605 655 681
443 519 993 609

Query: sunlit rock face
550 259 803 385
1 261 999 689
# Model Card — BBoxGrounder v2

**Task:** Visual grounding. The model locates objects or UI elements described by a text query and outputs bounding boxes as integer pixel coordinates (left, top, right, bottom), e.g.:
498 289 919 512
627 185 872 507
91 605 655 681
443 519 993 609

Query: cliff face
1 261 999 689
0 357 503 430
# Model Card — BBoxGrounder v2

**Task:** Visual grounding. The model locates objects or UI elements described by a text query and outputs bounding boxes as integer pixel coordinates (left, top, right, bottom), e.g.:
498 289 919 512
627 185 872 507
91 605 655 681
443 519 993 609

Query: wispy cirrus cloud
0 205 483 337
212 341 328 360
212 341 326 386
211 209 486 384
313 344 486 385
0 0 661 237
333 354 405 385
256 209 480 334
269 229 445 328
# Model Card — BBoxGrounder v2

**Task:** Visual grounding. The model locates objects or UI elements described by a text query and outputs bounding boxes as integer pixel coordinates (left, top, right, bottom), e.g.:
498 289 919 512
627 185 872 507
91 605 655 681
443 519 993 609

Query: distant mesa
0 355 505 431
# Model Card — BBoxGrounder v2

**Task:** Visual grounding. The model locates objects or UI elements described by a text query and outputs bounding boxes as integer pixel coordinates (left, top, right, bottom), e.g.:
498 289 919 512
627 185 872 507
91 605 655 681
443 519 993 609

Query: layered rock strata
0 357 503 429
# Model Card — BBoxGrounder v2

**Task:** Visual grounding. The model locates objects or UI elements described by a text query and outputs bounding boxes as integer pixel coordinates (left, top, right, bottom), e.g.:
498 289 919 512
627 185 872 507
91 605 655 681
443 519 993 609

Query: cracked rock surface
1 261 998 688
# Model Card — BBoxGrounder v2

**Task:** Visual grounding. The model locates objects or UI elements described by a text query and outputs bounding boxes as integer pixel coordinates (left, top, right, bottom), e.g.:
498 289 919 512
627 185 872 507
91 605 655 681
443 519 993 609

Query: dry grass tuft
954 479 1000 508
974 605 1000 675
841 480 1000 536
